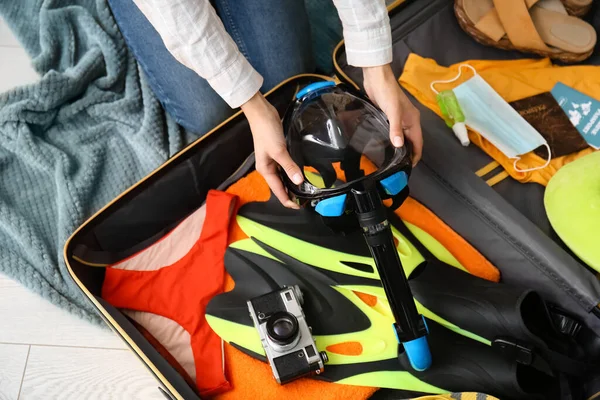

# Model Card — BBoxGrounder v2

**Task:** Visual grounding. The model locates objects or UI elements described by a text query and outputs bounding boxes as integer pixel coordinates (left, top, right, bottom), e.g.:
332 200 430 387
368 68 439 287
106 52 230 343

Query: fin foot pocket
399 319 559 400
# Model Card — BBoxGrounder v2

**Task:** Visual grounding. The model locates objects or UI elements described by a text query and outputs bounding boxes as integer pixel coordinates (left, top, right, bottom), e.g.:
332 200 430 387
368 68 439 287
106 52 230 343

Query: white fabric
133 0 392 108
124 310 198 382
333 0 393 67
111 203 206 271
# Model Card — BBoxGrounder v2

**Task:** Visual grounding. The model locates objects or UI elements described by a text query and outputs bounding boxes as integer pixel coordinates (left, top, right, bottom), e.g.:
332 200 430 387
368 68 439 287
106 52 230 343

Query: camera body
247 285 328 384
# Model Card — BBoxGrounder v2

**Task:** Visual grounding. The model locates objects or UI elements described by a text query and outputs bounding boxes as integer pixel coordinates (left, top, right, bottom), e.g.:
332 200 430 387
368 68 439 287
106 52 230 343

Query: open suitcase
333 0 600 332
65 0 600 399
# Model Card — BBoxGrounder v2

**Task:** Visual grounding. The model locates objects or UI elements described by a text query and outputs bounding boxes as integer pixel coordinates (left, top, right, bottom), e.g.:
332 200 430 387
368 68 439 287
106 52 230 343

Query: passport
509 92 588 158
551 82 600 149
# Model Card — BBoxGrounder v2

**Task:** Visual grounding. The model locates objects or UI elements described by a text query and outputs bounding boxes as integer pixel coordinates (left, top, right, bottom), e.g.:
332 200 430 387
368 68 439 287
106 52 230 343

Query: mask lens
287 87 400 192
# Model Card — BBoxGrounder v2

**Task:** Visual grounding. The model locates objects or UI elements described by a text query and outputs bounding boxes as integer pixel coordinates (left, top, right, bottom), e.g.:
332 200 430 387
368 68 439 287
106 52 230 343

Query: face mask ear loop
513 143 552 173
430 64 477 94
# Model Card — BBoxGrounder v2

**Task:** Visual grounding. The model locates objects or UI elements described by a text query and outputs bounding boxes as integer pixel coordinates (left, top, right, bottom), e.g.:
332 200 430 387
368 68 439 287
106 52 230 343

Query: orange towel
356 156 500 282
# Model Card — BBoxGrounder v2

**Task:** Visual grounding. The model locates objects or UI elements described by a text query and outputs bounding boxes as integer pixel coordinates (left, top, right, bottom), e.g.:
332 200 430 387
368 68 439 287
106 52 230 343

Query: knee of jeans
260 49 315 92
165 95 233 136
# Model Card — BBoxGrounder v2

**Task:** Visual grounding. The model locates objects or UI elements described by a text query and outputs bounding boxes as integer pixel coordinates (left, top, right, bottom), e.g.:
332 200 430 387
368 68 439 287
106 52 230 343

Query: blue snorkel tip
403 336 432 371
296 81 336 99
393 317 432 372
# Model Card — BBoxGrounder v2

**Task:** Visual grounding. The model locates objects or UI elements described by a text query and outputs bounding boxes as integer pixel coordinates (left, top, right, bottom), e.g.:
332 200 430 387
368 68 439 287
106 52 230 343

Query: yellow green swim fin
206 197 596 400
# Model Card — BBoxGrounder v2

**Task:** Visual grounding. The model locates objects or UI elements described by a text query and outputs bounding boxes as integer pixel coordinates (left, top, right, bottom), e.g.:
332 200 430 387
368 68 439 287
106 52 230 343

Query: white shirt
133 0 392 108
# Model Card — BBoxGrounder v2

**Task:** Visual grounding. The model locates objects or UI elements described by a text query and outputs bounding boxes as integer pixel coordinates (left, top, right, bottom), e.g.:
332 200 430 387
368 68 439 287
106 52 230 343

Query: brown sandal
455 0 597 63
560 0 593 17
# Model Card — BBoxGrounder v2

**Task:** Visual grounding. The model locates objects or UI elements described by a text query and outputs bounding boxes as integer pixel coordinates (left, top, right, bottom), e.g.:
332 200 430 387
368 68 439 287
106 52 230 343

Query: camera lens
266 312 299 345
273 318 294 337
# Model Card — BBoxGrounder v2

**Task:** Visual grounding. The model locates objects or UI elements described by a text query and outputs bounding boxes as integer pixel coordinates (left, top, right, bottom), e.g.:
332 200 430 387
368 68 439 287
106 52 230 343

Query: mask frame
280 81 413 216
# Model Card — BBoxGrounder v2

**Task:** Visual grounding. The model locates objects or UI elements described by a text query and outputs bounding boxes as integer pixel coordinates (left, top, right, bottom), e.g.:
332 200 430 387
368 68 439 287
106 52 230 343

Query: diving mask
281 81 413 216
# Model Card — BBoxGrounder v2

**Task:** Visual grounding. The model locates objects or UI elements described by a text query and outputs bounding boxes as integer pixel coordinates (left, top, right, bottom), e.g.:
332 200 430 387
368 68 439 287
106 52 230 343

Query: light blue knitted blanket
0 1 341 325
0 1 194 324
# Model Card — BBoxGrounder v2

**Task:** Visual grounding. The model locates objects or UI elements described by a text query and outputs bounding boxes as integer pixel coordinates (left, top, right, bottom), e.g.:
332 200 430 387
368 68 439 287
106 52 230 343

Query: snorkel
280 81 432 372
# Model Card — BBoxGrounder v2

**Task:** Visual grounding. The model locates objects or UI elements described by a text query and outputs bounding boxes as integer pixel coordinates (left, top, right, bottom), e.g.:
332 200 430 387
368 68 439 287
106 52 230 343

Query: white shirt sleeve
332 0 393 67
131 0 392 109
133 0 263 109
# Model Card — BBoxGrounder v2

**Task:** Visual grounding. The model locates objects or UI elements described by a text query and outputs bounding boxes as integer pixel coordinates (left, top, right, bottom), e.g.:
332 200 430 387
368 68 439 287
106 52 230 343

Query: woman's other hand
363 64 423 166
241 92 303 209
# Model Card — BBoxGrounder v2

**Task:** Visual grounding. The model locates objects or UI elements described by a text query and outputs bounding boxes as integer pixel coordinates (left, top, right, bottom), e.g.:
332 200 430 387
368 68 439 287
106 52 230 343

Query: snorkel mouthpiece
281 81 432 372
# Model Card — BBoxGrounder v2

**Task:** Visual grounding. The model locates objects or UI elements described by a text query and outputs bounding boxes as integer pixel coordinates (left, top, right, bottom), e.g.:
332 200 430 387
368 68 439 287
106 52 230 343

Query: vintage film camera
247 285 328 384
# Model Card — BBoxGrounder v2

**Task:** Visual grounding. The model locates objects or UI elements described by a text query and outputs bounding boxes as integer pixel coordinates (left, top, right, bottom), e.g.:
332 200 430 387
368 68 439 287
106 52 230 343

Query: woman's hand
241 92 302 209
363 64 423 165
241 67 422 209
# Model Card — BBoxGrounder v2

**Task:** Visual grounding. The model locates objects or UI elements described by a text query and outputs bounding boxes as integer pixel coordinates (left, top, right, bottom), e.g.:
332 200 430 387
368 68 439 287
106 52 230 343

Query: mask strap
513 143 552 173
430 64 477 94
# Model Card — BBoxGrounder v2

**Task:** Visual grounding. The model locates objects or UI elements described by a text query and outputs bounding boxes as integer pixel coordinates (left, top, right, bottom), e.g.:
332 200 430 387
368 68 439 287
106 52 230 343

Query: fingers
262 169 299 209
387 105 405 148
244 95 303 209
405 125 423 166
256 154 299 209
363 70 424 166
270 146 303 185
256 145 302 209
402 107 423 166
394 88 423 165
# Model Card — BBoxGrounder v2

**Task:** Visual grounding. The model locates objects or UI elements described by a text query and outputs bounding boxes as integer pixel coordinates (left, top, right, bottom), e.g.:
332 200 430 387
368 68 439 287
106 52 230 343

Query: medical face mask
430 65 550 172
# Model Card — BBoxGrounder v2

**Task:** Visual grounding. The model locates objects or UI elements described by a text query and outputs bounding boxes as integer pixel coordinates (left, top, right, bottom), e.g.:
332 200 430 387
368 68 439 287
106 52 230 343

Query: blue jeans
108 0 316 136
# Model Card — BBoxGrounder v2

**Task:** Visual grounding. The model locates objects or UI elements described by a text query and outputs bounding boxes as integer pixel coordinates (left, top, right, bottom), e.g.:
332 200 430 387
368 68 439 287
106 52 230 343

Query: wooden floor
0 275 164 400
0 17 163 400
